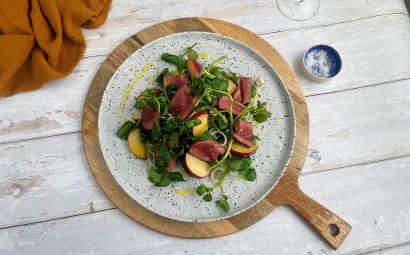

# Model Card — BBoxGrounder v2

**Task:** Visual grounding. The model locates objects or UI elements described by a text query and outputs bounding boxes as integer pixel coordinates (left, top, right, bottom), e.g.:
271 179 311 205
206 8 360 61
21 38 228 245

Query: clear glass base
276 0 320 21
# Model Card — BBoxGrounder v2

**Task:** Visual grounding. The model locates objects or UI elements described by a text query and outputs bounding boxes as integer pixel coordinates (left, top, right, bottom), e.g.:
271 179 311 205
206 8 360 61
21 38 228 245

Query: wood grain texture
2 14 410 144
1 156 409 255
82 0 408 58
2 78 409 231
82 17 350 249
0 1 408 254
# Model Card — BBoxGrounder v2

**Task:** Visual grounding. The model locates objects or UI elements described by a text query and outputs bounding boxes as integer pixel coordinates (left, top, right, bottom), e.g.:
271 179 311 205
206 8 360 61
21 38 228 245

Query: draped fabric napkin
0 0 112 97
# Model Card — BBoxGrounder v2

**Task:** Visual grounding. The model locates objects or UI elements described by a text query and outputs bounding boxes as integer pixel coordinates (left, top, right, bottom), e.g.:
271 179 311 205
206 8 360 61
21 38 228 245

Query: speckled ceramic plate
98 32 296 222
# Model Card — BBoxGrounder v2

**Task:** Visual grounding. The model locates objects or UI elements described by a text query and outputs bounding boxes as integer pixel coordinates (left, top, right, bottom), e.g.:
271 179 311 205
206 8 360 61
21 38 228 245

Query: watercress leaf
161 53 186 69
210 79 228 92
164 119 178 132
156 68 169 88
213 118 229 130
181 130 196 142
169 67 180 76
216 199 230 212
251 84 257 98
222 195 228 200
175 146 185 157
253 112 269 123
115 121 134 140
202 193 213 202
156 166 167 174
158 147 172 164
134 98 147 109
165 85 177 99
186 48 198 60
200 131 212 141
177 62 185 73
155 173 171 187
210 67 224 78
196 185 208 196
160 103 169 115
228 71 239 84
152 120 161 136
170 172 184 182
185 118 202 128
168 131 178 148
228 157 252 172
191 77 206 96
148 167 162 184
143 88 156 97
253 101 271 123
244 167 257 181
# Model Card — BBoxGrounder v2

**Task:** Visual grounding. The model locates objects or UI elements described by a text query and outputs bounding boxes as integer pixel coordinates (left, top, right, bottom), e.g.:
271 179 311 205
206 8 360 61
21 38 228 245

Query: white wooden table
1 1 410 254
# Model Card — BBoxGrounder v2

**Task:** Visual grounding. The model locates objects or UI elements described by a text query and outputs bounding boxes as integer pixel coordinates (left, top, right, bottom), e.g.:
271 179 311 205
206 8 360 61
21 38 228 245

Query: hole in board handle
328 224 340 236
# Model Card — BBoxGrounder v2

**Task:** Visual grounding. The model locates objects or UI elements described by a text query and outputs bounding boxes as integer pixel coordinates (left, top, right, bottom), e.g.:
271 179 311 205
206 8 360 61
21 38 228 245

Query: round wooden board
82 17 351 249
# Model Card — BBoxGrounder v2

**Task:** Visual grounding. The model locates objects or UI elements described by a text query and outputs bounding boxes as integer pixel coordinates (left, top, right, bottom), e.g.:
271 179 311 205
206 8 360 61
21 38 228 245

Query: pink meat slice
234 76 252 104
166 156 178 172
233 86 242 102
233 119 254 147
141 107 158 130
163 74 189 88
189 140 226 162
217 96 246 116
170 85 197 119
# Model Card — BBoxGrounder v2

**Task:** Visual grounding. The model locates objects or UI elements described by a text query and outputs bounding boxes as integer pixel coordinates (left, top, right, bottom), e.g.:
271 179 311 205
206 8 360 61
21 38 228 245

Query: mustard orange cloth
0 0 112 97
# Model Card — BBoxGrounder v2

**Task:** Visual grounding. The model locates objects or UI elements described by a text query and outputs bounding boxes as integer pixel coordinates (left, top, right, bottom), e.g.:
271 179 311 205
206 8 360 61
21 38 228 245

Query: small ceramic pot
302 44 342 82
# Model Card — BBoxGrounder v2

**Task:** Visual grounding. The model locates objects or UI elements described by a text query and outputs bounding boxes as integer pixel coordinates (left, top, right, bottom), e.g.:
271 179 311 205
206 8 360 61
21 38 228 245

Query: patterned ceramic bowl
302 44 342 82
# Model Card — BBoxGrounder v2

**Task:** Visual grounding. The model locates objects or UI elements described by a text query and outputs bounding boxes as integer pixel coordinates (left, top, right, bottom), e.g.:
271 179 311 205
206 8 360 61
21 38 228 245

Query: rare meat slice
170 85 197 119
141 107 158 130
163 74 189 88
189 140 226 162
233 119 254 147
233 85 242 102
166 156 178 172
233 76 252 104
218 96 246 116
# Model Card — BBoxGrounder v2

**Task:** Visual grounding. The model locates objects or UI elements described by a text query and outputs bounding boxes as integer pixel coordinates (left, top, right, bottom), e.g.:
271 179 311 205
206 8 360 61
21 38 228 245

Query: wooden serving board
82 17 351 249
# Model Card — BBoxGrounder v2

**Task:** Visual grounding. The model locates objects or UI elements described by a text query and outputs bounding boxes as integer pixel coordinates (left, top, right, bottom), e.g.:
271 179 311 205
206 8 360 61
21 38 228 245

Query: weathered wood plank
268 13 410 96
0 133 112 228
82 0 408 58
1 14 409 144
304 80 410 173
0 79 409 230
367 243 410 255
0 156 409 255
0 55 105 144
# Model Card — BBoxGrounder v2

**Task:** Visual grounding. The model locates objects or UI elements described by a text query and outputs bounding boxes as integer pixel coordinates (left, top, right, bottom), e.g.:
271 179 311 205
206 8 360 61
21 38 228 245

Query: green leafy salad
116 44 271 212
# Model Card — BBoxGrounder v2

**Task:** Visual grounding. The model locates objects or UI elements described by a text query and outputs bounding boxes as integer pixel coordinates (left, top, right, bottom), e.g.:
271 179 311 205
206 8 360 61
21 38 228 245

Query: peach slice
183 153 211 178
192 112 208 138
128 129 147 159
227 80 237 95
230 142 259 157
187 59 202 78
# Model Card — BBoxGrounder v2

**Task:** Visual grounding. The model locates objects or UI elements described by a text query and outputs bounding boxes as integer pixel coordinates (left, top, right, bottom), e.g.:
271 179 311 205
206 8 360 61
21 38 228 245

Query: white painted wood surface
0 156 409 254
0 0 410 254
1 79 409 230
1 13 410 144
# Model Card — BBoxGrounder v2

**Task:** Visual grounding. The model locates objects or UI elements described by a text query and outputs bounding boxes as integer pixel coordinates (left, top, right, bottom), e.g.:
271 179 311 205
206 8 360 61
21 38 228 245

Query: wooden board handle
287 186 352 249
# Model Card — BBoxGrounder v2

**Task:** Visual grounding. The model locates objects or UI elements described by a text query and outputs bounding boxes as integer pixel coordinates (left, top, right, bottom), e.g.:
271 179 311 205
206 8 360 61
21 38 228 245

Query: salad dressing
198 52 209 60
172 188 196 196
120 62 155 123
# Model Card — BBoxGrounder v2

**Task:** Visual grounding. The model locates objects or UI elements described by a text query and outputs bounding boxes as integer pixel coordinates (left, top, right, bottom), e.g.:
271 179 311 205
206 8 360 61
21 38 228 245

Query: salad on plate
115 44 271 212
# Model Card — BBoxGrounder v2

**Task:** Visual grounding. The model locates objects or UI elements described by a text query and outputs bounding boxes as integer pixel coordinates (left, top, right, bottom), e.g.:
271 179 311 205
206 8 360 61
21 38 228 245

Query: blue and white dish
302 44 342 82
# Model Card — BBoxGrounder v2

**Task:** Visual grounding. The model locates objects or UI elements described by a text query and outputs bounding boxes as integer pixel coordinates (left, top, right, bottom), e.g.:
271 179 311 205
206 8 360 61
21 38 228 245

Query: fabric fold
0 0 112 97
